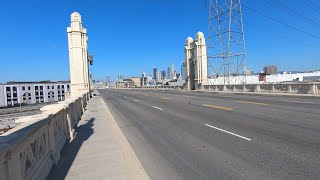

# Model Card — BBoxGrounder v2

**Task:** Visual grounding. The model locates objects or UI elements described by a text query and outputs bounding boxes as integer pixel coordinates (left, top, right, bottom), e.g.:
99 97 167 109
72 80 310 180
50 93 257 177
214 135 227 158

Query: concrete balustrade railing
0 92 91 180
203 83 319 95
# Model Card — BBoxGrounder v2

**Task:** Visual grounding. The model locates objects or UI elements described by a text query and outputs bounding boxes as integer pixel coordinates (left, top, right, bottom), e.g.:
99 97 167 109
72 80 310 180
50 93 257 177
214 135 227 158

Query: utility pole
207 0 247 85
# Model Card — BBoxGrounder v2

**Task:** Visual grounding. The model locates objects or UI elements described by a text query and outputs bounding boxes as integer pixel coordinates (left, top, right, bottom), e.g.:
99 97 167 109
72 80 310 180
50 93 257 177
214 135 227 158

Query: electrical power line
242 4 319 38
265 0 320 28
306 0 320 8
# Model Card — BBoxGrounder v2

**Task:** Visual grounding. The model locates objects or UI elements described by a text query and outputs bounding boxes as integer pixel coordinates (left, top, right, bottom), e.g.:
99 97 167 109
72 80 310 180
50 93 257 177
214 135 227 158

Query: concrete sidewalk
48 94 149 180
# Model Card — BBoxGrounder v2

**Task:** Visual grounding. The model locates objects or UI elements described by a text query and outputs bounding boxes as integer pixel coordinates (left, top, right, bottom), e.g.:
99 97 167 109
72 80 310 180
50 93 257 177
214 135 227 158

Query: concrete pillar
7 152 23 180
308 83 317 94
198 84 204 91
184 31 208 91
256 84 261 93
271 84 276 93
223 85 227 91
243 85 247 92
184 37 193 90
67 12 89 97
287 84 292 93
194 32 208 89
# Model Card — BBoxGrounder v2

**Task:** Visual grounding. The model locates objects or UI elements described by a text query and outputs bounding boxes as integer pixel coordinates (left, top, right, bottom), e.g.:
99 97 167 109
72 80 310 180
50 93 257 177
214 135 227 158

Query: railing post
287 84 292 93
208 86 211 91
256 84 260 93
7 151 23 180
232 85 236 92
271 84 276 93
243 85 247 92
308 83 317 94
223 85 227 91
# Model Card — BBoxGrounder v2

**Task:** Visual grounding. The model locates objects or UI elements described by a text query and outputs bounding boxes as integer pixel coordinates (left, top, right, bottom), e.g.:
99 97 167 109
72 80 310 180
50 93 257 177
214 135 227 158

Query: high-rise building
161 71 166 80
153 68 157 80
167 67 170 79
170 63 175 80
156 71 162 82
181 64 186 80
118 75 124 80
176 73 181 79
264 65 278 75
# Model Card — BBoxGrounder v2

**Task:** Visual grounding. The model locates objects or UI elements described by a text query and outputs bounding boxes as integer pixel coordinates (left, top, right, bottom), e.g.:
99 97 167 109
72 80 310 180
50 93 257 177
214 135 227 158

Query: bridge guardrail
0 92 91 180
203 83 319 95
113 83 319 95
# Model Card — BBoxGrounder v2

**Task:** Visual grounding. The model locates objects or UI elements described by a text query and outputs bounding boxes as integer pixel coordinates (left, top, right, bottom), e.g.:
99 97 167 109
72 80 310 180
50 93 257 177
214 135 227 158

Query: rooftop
5 80 71 85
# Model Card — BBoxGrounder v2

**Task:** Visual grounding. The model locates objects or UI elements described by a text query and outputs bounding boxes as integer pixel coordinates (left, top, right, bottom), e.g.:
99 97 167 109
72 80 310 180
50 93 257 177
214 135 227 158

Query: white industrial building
208 71 320 85
0 81 70 107
0 84 4 107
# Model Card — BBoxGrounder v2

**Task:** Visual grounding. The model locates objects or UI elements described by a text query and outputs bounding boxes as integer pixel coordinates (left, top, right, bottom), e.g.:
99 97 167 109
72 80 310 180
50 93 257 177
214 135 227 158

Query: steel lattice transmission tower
207 0 247 85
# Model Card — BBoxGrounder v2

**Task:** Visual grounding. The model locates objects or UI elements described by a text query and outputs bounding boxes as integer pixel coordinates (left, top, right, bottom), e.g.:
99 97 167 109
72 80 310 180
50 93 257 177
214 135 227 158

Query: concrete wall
0 92 91 180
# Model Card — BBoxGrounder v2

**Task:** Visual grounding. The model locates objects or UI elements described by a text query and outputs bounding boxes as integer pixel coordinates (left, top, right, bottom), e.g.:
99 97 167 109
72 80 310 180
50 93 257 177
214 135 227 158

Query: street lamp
87 53 94 92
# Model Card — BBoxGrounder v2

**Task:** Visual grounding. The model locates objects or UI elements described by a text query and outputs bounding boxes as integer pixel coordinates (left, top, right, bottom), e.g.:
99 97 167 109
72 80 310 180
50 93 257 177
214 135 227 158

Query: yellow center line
161 97 171 100
235 101 268 106
143 94 149 96
202 104 233 111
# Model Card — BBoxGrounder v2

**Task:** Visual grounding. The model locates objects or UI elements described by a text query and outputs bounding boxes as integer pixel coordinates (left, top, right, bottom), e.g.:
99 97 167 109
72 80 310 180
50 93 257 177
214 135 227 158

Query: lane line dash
202 104 233 111
235 101 268 106
161 97 171 100
205 124 251 141
152 106 163 111
282 100 316 104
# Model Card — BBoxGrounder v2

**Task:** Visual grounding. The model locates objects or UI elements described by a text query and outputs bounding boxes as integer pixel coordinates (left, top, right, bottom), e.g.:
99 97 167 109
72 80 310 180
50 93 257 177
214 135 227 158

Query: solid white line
133 99 139 102
152 106 163 111
123 96 129 99
205 124 251 141
282 100 316 104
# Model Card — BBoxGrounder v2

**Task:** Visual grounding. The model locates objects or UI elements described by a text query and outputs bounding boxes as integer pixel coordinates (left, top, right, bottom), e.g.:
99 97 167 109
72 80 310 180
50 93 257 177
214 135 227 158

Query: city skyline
0 0 320 83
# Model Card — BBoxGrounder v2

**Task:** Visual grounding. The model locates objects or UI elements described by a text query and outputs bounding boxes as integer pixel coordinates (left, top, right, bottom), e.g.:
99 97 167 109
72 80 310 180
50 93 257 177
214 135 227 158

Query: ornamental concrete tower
184 36 194 90
194 32 208 89
67 12 89 97
184 32 208 90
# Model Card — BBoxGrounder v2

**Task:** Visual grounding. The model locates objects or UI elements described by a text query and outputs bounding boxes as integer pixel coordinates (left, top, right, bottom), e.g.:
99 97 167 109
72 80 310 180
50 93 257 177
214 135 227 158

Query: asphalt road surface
99 89 320 180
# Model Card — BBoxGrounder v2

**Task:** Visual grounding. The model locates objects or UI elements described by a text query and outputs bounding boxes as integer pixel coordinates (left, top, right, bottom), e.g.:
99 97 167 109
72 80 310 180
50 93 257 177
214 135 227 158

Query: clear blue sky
0 0 319 83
